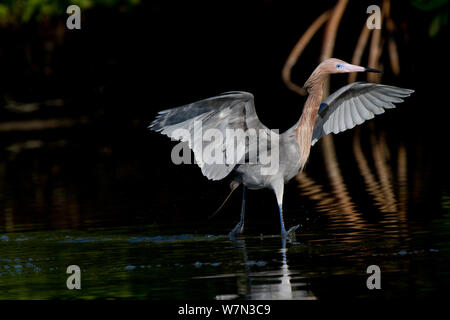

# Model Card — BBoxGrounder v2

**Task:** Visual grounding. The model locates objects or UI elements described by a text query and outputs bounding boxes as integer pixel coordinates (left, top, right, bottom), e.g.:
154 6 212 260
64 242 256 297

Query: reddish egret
150 58 413 238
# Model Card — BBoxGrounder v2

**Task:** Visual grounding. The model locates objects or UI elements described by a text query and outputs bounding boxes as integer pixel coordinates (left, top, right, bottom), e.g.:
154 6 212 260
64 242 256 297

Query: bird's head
319 58 381 74
303 58 381 91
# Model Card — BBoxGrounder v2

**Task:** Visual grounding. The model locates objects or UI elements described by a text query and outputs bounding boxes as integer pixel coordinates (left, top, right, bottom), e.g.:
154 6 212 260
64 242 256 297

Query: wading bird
150 58 413 238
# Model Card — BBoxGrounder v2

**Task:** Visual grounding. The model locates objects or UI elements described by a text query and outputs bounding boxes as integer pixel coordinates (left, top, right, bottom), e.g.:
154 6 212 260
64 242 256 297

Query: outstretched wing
149 91 268 180
311 82 414 146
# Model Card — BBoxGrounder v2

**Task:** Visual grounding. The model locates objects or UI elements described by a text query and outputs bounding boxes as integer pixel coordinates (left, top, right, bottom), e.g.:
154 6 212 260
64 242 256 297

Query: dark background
0 0 448 233
0 0 449 302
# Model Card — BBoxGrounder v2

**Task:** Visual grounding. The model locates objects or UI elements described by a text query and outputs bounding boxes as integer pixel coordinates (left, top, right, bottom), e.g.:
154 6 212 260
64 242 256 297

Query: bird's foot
281 225 300 243
229 222 244 239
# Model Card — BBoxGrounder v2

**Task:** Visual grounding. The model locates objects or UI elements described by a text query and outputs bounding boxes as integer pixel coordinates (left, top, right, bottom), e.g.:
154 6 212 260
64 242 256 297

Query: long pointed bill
343 64 381 73
364 67 381 73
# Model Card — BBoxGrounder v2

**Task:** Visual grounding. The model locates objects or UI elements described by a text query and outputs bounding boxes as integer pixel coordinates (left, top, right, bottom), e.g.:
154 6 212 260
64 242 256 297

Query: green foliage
411 0 448 37
412 0 448 11
0 0 141 24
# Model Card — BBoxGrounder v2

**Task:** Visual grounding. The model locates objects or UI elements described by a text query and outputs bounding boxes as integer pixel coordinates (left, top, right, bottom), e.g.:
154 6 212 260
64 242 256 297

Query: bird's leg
278 204 287 236
229 186 246 238
272 179 288 236
272 179 300 241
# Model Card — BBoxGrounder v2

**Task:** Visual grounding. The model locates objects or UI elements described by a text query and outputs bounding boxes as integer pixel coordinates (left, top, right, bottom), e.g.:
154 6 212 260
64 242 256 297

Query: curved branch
281 10 331 96
348 24 372 83
320 0 348 62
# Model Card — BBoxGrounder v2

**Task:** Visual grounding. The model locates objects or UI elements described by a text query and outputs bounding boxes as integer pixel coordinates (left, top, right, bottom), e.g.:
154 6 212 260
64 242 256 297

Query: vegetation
0 0 141 24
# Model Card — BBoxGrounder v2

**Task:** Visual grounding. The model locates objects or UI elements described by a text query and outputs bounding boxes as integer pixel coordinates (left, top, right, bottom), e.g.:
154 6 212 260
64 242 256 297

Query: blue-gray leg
278 204 287 236
229 186 246 238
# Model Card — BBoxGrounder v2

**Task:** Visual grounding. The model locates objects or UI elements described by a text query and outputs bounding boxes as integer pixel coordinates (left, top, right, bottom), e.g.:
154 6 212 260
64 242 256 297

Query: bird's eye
336 64 344 70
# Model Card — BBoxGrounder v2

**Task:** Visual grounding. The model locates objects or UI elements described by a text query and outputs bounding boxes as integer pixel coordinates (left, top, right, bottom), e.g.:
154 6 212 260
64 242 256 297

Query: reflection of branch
320 136 358 214
397 144 408 218
412 145 424 205
0 117 89 132
295 171 342 216
352 128 388 211
296 172 339 213
370 129 397 212
296 171 365 237
282 10 331 96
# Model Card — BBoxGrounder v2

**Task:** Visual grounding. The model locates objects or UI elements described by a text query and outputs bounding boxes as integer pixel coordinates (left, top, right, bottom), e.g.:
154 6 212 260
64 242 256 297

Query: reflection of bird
149 58 414 238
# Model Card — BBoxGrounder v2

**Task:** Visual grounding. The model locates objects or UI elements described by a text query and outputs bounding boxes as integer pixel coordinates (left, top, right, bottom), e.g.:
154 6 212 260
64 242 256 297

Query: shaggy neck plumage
295 73 325 170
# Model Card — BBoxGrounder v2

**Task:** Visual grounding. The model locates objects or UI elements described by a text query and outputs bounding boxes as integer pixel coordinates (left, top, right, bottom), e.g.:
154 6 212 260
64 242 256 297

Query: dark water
1 217 449 300
0 118 449 300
